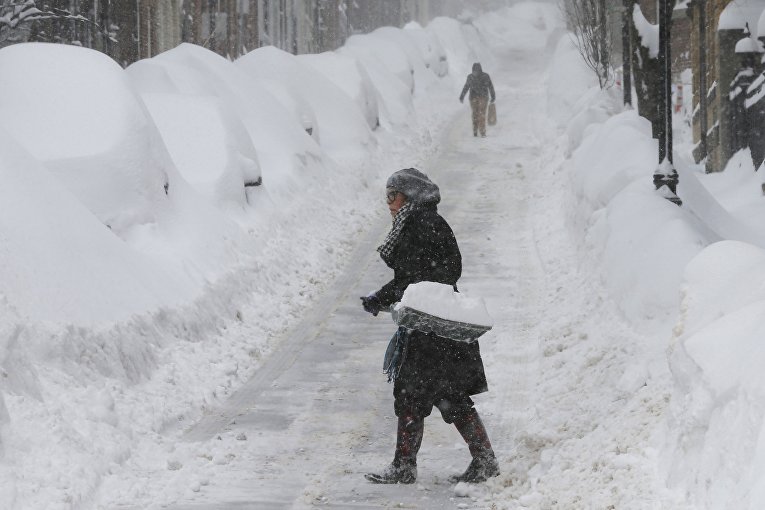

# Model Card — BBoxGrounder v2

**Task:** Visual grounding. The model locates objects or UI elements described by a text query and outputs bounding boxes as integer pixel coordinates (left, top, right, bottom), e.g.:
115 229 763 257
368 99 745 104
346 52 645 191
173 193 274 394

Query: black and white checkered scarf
377 202 414 264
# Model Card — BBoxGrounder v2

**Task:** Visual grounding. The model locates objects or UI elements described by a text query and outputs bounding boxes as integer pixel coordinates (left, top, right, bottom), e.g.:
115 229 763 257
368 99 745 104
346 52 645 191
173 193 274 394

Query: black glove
360 295 382 316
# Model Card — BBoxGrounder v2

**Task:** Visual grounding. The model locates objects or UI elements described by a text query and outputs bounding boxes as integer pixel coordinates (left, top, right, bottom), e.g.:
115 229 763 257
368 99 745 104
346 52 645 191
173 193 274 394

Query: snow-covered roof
736 35 764 53
718 0 765 32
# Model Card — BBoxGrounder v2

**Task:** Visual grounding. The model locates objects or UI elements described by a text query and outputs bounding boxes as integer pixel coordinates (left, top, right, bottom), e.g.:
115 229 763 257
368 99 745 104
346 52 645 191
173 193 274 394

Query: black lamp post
653 0 682 206
623 0 633 107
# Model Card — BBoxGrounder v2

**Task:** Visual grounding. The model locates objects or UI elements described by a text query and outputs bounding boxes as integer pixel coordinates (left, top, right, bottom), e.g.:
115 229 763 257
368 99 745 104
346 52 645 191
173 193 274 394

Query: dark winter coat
375 204 489 419
460 64 496 102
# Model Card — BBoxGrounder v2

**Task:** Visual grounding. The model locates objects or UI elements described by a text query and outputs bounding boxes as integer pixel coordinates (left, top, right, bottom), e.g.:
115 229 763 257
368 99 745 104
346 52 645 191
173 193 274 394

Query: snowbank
666 240 765 509
546 36 601 129
0 10 476 510
547 6 765 507
558 83 707 332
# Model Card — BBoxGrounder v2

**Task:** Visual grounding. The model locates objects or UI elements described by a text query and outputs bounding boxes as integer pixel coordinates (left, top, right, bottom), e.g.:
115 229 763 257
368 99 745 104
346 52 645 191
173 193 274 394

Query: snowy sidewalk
100 24 682 510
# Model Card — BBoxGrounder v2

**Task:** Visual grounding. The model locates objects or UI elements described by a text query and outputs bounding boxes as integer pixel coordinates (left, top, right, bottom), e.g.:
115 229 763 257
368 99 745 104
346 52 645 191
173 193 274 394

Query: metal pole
665 0 673 164
657 0 667 163
654 0 681 205
622 0 632 106
698 0 708 162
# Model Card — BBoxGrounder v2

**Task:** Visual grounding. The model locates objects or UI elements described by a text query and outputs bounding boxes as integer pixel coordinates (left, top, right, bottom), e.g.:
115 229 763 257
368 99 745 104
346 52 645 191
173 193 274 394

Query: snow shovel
389 282 494 343
391 306 492 343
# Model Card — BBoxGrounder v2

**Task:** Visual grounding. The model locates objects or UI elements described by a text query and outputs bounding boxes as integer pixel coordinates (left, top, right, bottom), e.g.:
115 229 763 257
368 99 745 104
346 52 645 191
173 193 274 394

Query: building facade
687 0 765 171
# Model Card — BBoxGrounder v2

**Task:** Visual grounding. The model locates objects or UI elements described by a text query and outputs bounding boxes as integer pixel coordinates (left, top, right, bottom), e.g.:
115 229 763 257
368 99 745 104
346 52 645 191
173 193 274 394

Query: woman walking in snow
360 168 499 484
460 62 496 138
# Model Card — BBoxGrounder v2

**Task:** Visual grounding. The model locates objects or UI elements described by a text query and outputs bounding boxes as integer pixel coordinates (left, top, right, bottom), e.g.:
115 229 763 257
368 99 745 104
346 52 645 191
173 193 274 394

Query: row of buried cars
0 18 484 235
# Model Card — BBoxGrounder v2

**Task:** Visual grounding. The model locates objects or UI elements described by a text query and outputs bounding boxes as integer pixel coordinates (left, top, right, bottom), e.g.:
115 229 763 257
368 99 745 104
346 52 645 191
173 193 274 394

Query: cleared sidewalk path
144 43 553 509
108 29 678 510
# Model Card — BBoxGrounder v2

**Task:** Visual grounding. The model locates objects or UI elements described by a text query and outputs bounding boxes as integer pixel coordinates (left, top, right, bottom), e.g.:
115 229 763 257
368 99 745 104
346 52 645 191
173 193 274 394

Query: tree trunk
622 0 633 106
630 4 661 138
597 0 608 88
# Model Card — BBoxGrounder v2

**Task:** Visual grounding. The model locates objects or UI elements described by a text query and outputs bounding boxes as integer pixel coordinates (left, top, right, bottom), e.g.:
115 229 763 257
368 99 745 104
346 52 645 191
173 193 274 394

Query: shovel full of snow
389 282 494 343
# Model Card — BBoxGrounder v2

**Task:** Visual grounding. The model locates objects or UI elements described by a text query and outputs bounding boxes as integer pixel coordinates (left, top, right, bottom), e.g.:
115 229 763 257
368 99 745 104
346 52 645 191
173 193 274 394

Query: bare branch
561 0 614 89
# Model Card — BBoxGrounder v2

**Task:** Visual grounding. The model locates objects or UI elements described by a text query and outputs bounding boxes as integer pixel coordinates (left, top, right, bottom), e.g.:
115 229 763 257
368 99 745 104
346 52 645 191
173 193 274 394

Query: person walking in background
460 63 496 138
360 168 499 485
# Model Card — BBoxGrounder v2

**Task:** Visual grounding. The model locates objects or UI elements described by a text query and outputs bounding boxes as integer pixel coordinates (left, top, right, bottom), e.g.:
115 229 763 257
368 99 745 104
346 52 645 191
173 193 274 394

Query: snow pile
563 103 707 332
686 149 765 246
544 5 765 507
666 240 765 509
545 35 618 150
395 281 494 327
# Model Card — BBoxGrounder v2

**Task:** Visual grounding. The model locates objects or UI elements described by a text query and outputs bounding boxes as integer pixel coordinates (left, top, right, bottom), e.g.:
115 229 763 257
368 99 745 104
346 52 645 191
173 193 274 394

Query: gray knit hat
386 168 441 206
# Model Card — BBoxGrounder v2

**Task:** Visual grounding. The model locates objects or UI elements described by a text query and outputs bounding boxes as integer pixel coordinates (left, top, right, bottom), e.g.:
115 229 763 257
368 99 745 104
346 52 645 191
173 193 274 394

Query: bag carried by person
488 103 497 126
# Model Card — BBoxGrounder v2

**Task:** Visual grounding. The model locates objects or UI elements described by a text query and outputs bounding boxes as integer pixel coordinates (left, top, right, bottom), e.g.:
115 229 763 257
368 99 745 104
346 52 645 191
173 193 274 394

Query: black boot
449 408 500 483
365 415 424 484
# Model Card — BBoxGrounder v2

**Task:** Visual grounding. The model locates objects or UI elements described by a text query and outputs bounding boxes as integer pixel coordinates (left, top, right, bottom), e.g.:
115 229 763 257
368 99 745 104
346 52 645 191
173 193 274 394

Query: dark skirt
393 330 488 421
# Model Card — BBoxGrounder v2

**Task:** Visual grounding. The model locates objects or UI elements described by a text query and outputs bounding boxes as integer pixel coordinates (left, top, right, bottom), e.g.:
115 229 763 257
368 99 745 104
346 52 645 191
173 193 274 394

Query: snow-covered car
341 31 416 94
0 43 171 233
369 26 434 93
236 46 374 166
297 51 380 131
427 17 480 78
404 21 449 77
337 39 415 129
127 56 261 208
127 43 321 205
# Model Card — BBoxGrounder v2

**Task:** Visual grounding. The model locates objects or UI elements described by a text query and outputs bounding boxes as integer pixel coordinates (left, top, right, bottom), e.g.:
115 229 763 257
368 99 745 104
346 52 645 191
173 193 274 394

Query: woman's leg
437 396 499 483
451 407 499 482
365 414 424 484
366 376 430 484
477 97 489 136
469 97 480 136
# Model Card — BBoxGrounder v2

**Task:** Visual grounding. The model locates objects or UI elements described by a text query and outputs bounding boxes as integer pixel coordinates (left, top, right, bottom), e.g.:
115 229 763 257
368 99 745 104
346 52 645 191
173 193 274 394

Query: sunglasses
386 190 399 204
